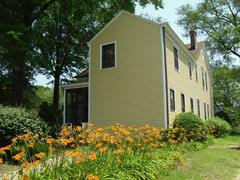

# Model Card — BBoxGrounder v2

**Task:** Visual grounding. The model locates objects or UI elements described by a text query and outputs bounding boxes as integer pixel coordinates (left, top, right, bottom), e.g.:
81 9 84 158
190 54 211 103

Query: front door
65 87 88 125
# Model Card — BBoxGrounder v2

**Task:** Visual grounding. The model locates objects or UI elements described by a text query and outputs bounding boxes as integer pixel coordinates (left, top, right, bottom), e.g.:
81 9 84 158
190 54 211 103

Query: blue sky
35 0 199 87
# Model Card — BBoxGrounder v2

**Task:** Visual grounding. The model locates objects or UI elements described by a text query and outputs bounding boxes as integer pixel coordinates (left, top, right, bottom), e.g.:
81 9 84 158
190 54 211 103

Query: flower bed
0 124 208 179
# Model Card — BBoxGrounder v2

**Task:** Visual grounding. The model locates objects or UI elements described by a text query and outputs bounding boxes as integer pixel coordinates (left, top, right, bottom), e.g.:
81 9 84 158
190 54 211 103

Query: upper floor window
173 46 179 71
181 93 185 112
190 98 194 113
205 71 208 91
188 61 192 79
170 89 175 111
201 67 205 90
101 42 116 69
197 99 200 117
195 64 198 81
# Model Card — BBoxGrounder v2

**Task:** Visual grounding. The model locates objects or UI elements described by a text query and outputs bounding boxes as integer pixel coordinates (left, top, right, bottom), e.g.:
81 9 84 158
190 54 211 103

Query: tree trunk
11 51 25 106
53 70 60 110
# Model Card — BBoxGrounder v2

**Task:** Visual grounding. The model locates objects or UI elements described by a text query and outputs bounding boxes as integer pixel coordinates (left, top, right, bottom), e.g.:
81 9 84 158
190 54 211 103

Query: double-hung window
101 42 116 69
170 89 175 111
190 98 194 113
204 102 207 120
197 99 200 117
205 71 208 91
201 67 205 90
188 61 192 79
173 46 179 71
195 64 198 81
181 93 185 112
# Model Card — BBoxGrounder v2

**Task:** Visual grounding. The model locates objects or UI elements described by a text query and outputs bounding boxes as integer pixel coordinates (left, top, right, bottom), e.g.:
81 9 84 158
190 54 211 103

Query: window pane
174 47 179 70
205 71 208 91
204 103 207 120
195 64 198 81
190 98 194 113
201 67 205 90
181 93 185 112
189 61 192 79
102 43 115 69
197 99 200 117
170 89 175 111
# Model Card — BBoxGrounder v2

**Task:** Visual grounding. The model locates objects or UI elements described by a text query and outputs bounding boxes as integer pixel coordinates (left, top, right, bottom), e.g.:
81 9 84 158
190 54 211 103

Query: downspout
160 26 169 128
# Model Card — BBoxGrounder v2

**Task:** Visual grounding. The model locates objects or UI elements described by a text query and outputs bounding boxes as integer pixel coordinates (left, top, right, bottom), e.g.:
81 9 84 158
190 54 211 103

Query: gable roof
89 10 168 43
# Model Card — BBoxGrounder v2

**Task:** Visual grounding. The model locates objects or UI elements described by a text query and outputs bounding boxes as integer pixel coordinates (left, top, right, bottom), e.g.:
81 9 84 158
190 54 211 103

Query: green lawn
160 135 240 180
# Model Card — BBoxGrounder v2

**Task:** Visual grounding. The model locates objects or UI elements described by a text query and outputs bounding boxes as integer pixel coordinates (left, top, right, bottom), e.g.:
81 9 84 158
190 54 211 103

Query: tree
0 0 57 105
177 0 240 61
32 0 164 110
212 65 240 112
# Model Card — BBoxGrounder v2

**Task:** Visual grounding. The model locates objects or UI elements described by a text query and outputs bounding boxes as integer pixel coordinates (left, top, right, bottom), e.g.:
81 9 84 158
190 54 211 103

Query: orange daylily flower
99 147 107 153
46 138 55 144
65 151 81 157
76 155 85 163
12 152 25 161
88 152 97 160
113 149 124 155
35 152 45 159
87 174 99 180
0 157 3 164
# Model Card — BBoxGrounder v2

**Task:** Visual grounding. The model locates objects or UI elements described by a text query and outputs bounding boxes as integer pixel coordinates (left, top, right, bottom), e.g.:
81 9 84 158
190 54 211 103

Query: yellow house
62 11 214 128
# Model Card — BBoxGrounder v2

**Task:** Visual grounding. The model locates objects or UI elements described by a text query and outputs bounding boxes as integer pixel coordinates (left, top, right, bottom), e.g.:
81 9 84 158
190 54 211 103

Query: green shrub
206 117 231 137
173 112 208 142
0 105 50 146
38 101 62 136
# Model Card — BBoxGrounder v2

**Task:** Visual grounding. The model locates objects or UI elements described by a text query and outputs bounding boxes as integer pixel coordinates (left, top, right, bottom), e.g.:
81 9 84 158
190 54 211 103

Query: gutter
160 26 169 128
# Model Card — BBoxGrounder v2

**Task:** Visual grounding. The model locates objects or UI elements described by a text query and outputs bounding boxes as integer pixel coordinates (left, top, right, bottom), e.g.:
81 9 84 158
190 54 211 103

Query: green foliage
212 66 240 112
0 105 50 146
38 101 62 136
215 107 240 135
206 117 231 137
173 112 208 142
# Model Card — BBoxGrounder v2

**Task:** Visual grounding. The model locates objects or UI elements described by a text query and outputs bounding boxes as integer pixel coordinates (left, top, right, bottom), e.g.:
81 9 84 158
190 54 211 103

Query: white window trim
100 41 117 70
173 45 180 73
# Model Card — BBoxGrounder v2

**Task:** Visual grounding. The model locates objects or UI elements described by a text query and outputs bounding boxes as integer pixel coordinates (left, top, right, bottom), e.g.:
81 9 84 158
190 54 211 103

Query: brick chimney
189 30 197 50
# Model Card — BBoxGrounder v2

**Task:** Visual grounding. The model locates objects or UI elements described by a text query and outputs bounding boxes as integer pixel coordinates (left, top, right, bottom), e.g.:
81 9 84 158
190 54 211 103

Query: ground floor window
181 93 185 112
197 99 200 117
170 89 175 111
190 98 194 113
204 102 207 120
65 87 88 125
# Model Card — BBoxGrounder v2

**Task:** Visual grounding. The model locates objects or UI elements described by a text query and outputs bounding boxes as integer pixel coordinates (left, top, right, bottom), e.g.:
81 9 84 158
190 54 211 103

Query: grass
160 135 240 180
212 135 240 146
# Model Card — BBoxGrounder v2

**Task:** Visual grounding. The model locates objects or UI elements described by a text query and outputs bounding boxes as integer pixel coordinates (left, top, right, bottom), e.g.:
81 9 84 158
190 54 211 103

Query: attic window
101 42 116 69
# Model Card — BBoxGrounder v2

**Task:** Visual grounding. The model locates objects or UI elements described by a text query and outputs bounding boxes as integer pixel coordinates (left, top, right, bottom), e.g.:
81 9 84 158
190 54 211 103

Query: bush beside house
0 105 50 146
173 112 208 142
206 117 231 137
